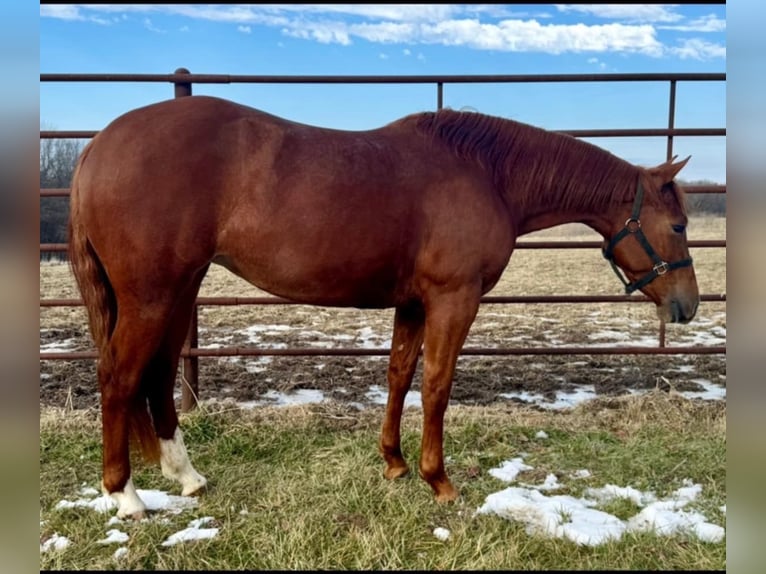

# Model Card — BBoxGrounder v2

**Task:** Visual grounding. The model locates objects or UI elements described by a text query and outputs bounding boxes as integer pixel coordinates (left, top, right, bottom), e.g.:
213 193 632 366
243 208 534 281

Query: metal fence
40 69 726 410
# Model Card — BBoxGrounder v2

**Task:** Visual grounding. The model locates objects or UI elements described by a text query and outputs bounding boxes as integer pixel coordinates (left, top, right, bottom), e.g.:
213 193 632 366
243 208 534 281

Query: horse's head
602 156 699 324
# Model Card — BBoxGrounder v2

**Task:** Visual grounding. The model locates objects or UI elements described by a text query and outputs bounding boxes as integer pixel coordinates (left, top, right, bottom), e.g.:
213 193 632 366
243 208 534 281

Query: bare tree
40 124 86 259
677 179 726 216
40 123 85 188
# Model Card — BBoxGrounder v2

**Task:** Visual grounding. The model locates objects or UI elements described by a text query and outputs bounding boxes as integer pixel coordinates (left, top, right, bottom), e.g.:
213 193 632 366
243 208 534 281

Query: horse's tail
68 142 113 376
68 141 160 463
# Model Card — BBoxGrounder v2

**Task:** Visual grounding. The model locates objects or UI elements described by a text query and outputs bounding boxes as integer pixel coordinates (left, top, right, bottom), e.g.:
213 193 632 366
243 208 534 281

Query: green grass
40 393 726 570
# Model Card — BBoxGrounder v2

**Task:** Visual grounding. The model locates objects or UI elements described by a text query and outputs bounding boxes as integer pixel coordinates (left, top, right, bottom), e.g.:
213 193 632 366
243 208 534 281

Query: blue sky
40 4 726 183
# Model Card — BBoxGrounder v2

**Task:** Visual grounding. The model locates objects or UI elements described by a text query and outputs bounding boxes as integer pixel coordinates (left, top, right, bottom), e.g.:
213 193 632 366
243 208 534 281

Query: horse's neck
515 205 615 237
504 147 636 238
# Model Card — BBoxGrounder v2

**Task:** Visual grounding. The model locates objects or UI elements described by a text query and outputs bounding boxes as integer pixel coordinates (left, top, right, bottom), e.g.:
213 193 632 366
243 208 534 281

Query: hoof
160 428 207 497
427 477 459 503
104 477 147 519
181 474 207 497
434 487 460 503
419 467 459 502
384 464 410 480
117 508 147 521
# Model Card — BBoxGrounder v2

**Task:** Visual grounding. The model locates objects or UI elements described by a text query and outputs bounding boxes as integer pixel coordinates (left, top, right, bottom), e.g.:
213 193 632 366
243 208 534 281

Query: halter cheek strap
602 180 693 294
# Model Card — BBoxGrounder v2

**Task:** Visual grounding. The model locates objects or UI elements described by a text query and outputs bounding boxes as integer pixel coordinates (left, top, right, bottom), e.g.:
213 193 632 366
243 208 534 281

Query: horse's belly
212 251 406 309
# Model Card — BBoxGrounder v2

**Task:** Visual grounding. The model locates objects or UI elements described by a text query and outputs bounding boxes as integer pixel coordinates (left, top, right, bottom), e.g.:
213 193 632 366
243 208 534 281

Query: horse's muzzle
665 298 699 324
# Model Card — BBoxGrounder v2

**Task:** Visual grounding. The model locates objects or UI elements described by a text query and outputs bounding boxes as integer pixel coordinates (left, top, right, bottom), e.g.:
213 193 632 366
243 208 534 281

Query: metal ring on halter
653 261 670 275
625 218 641 232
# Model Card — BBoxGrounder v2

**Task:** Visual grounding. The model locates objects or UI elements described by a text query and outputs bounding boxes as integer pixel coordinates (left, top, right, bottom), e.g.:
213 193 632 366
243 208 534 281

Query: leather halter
602 180 693 294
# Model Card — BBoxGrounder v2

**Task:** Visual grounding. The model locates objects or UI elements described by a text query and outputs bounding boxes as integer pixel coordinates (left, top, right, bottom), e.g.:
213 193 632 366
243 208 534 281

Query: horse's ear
651 155 691 185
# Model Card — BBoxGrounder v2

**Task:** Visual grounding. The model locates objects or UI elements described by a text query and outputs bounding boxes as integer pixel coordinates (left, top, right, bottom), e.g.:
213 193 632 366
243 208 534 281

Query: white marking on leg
160 427 207 496
102 477 146 519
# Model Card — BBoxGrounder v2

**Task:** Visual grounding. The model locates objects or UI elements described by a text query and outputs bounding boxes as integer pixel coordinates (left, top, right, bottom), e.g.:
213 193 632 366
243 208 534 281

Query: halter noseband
602 179 693 294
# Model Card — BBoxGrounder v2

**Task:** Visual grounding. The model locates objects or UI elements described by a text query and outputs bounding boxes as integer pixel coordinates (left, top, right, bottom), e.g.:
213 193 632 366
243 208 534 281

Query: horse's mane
399 109 648 213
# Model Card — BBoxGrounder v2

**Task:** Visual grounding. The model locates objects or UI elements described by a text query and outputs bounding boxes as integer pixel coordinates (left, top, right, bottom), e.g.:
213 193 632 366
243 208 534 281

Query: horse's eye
672 224 686 234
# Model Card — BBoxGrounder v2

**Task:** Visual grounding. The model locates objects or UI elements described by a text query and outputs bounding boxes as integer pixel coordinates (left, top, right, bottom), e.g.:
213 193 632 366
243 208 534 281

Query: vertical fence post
658 79 677 349
174 67 192 98
182 308 199 412
666 79 677 162
173 67 199 412
437 82 444 110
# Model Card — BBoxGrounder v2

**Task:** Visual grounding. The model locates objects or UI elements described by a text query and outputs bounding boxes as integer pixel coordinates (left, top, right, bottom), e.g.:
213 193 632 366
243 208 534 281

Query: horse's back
75 95 412 214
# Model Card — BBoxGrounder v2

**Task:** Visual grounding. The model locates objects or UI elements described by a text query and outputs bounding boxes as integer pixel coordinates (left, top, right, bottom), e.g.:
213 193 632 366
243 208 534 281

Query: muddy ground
40 289 727 412
40 343 725 412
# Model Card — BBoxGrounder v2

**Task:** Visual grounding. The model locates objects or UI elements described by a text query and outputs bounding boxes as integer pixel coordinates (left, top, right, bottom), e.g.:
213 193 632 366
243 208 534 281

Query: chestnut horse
68 95 698 518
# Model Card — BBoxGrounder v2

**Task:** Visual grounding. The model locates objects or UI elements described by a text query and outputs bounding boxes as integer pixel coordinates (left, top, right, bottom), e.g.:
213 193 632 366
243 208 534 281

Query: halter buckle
653 261 669 275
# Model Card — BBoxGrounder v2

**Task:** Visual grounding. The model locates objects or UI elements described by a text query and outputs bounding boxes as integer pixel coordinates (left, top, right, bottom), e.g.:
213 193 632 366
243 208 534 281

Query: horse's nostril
670 299 697 324
670 300 684 324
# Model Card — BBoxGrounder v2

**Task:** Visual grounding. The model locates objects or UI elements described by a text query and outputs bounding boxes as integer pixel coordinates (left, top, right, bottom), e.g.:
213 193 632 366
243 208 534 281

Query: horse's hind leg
144 267 209 496
100 300 175 519
380 303 425 480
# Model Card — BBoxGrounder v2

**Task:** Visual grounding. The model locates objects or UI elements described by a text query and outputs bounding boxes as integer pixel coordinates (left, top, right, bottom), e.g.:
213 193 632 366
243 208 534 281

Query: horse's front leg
380 303 425 480
419 285 481 502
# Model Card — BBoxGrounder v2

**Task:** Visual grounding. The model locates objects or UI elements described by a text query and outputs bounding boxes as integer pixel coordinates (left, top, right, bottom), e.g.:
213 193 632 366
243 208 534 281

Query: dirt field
39 218 726 411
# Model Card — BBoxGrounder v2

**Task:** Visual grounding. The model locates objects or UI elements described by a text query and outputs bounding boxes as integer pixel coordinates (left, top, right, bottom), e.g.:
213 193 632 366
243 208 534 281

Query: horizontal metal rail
41 72 726 84
40 239 727 253
39 127 726 140
40 293 727 308
39 185 727 198
39 345 727 361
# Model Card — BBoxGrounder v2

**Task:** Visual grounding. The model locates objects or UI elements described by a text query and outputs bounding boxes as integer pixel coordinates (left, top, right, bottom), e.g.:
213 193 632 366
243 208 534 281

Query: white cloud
40 5 85 20
371 20 662 56
238 25 251 34
669 38 726 60
285 5 458 22
555 4 683 23
659 14 726 33
274 17 664 56
40 4 724 60
403 48 411 56
282 22 351 45
39 5 111 25
462 6 553 20
143 18 165 34
345 21 416 44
